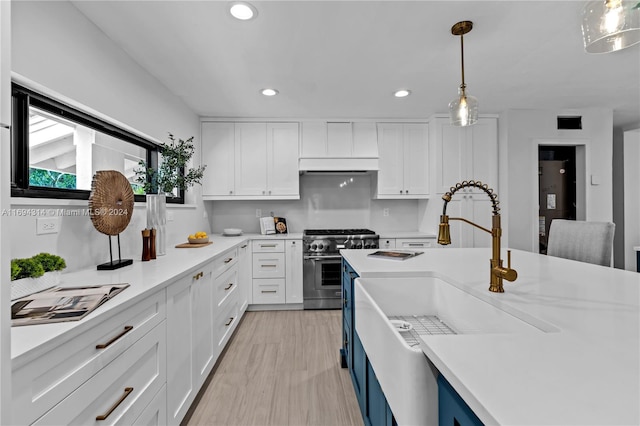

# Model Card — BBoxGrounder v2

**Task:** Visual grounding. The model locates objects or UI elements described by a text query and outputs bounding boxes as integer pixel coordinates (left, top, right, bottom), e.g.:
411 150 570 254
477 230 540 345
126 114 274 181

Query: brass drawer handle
193 271 204 280
224 283 233 291
260 244 277 248
261 264 277 268
224 257 234 263
96 387 133 420
96 326 133 349
225 317 234 326
241 244 248 248
261 290 277 293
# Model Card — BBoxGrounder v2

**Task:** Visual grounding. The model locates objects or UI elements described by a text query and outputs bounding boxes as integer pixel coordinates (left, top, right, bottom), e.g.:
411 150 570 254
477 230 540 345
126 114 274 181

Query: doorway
538 146 577 254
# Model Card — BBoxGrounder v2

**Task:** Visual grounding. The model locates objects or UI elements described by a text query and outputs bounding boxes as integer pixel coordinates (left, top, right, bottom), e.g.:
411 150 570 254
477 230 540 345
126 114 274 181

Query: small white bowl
223 228 243 236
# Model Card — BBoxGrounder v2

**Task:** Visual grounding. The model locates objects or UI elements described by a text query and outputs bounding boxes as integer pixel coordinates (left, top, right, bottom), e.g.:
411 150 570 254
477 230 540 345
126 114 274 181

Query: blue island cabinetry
341 260 396 426
341 259 483 426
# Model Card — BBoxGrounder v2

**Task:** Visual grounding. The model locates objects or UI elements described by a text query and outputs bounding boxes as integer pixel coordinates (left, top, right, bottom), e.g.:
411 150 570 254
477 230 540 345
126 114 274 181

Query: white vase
146 193 167 256
11 271 61 300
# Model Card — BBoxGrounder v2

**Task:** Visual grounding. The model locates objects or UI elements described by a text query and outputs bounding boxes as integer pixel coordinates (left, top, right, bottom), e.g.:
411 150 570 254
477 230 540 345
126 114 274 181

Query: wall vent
557 116 582 130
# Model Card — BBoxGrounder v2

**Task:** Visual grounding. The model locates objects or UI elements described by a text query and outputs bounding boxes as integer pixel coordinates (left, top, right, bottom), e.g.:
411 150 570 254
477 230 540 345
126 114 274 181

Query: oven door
303 254 343 309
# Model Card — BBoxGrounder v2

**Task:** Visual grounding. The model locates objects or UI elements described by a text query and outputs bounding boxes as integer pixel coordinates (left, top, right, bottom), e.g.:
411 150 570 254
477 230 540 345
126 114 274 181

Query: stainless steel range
303 229 379 309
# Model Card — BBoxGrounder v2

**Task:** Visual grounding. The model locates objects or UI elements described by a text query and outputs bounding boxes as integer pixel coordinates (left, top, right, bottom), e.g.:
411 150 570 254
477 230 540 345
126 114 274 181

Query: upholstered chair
546 219 615 267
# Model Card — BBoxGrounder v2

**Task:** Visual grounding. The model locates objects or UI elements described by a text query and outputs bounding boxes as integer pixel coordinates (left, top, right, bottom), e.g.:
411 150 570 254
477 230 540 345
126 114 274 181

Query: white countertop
341 248 640 426
11 234 255 367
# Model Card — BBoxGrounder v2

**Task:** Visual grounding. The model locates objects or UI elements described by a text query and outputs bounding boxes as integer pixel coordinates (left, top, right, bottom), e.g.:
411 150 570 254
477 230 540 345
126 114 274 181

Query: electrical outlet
166 211 175 222
256 209 262 218
383 208 390 217
36 217 60 235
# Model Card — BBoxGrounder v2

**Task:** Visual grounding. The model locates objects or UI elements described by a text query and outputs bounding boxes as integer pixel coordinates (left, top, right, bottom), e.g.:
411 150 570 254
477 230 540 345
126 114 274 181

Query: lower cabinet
437 375 484 426
251 238 303 306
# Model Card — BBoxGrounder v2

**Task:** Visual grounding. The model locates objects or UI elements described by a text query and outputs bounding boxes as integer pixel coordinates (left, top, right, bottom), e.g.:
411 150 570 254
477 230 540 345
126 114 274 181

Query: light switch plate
36 217 60 235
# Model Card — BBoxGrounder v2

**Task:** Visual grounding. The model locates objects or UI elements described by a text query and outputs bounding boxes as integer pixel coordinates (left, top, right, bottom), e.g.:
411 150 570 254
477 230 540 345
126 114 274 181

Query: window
11 84 184 203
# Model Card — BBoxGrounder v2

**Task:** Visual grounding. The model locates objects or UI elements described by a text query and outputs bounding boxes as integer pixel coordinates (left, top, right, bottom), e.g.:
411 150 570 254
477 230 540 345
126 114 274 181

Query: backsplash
206 173 422 234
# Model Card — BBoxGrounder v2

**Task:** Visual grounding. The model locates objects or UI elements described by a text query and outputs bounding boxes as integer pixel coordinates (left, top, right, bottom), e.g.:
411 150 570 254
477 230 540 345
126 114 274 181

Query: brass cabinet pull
224 283 233 290
241 244 248 248
261 264 277 268
225 317 234 326
260 244 277 248
96 326 133 349
96 387 133 420
261 290 277 293
193 271 204 280
224 257 233 263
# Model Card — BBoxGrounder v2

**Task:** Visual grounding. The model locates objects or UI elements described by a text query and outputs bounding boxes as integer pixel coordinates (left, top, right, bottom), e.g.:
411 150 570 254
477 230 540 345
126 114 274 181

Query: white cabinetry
201 122 299 200
237 241 252 307
431 116 498 194
375 123 429 198
299 121 379 170
167 247 240 425
379 238 436 250
12 290 166 426
442 197 493 248
252 240 286 304
285 240 303 303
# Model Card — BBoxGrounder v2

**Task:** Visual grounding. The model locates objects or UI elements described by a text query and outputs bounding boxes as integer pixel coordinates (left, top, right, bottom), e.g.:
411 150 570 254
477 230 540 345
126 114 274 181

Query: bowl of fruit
188 231 209 244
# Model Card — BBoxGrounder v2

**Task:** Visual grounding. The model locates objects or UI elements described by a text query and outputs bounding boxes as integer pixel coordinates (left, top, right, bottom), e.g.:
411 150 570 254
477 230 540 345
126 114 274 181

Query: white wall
207 173 420 234
623 129 640 271
10 1 208 271
500 108 614 252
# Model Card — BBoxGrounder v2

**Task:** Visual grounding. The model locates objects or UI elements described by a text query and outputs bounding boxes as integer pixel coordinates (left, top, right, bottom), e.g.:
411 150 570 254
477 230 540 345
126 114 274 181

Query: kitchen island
341 248 640 426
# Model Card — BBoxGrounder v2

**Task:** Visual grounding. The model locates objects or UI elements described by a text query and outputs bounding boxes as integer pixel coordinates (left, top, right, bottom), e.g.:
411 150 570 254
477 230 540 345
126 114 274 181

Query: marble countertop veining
341 248 640 426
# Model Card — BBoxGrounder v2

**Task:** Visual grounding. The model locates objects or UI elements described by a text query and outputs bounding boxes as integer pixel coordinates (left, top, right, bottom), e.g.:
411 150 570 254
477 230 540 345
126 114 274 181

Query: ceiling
71 1 640 130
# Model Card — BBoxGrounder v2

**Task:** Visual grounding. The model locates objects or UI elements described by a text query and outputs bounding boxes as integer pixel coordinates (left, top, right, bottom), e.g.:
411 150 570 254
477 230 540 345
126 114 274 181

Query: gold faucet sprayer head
438 215 451 245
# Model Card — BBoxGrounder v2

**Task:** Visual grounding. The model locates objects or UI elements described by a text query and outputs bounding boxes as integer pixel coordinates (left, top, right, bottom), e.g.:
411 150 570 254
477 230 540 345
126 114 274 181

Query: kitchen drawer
33 320 166 425
213 247 238 277
252 279 286 304
214 293 240 350
252 252 285 278
252 239 285 253
12 289 166 426
380 239 396 249
395 238 434 249
214 264 238 307
134 384 167 426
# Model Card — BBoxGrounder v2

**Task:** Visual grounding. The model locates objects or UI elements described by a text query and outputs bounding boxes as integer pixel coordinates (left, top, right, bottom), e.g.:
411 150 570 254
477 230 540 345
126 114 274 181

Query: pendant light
582 1 640 53
449 21 478 127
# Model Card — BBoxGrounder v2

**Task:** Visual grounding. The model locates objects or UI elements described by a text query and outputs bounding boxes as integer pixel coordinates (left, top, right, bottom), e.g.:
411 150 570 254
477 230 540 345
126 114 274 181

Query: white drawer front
12 290 166 426
252 279 286 304
395 238 434 249
252 240 285 253
380 239 396 249
134 384 167 426
214 295 240 350
33 321 166 425
252 253 285 278
213 247 238 277
214 265 238 307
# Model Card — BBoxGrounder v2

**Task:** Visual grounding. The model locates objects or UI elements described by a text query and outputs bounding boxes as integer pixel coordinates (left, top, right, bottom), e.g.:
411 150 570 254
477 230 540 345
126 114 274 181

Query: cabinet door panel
403 123 429 196
300 121 327 157
234 122 267 195
434 119 465 193
377 123 404 196
468 196 493 248
285 240 303 303
202 122 235 196
468 118 498 190
267 122 299 196
193 267 215 386
327 122 353 157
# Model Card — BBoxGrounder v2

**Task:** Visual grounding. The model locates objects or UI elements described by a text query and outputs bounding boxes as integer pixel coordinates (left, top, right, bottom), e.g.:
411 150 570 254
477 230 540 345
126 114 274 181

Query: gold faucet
437 180 517 293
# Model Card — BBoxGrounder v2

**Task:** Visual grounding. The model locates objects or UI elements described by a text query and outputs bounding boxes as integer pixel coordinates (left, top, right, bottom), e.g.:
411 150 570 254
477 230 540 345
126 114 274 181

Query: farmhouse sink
354 275 558 425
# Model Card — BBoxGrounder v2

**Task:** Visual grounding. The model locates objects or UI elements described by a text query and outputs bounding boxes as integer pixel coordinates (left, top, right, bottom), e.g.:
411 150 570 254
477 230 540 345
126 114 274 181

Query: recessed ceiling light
229 2 257 20
261 88 279 96
394 89 411 98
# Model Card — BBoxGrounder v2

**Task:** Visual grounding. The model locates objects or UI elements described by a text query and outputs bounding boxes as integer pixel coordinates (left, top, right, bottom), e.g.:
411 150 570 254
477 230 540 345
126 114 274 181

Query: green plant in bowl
11 258 45 280
32 253 66 272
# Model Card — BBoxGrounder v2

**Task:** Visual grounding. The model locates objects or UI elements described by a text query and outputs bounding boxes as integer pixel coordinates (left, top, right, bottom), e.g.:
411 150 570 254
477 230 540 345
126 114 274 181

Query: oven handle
303 255 343 261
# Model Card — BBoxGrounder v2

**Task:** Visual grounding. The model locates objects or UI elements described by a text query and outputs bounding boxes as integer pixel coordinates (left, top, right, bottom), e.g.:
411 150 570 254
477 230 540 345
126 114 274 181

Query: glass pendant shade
449 86 478 127
582 0 640 53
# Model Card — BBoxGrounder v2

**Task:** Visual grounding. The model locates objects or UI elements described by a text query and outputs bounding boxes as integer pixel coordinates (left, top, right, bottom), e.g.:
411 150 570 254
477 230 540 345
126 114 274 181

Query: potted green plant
11 253 67 300
134 133 207 256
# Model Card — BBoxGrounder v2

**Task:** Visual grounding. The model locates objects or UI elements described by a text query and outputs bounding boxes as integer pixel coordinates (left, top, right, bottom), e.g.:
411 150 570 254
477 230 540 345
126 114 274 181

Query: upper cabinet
201 122 299 200
431 116 498 194
374 123 429 199
0 1 11 127
299 121 379 171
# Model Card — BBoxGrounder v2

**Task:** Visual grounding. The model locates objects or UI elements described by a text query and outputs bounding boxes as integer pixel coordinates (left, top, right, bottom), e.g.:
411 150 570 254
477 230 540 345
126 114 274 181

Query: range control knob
317 243 324 250
311 244 317 250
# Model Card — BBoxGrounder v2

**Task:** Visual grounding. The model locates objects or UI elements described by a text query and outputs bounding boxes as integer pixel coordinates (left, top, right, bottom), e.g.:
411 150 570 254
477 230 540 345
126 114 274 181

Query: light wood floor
185 310 363 426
